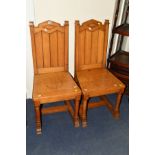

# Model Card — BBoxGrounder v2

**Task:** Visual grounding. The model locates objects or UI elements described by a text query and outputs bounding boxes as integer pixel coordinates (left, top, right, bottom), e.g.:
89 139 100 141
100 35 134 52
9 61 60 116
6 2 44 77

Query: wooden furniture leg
81 96 89 128
34 100 41 134
74 97 80 127
113 91 123 119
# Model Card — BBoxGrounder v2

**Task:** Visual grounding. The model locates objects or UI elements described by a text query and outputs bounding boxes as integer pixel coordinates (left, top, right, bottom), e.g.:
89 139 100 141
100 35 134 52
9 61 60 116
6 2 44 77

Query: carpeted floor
26 94 129 155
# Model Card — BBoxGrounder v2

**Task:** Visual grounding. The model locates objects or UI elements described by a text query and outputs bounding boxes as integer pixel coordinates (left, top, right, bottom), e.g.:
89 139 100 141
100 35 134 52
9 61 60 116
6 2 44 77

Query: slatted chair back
75 19 109 71
29 21 69 75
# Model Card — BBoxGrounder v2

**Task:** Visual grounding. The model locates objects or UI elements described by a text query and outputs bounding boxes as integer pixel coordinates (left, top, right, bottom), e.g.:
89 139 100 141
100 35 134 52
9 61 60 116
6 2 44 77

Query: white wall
26 0 117 98
26 0 35 98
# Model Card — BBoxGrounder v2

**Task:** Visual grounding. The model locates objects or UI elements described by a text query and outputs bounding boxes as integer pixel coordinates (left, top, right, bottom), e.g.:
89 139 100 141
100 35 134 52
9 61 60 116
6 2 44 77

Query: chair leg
113 91 123 119
74 97 80 128
81 96 89 128
34 100 42 134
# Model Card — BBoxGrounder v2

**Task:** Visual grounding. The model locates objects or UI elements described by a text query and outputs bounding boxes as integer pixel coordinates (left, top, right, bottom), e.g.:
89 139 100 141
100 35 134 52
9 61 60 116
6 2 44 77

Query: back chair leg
81 96 89 128
34 100 42 134
113 91 123 119
74 96 81 127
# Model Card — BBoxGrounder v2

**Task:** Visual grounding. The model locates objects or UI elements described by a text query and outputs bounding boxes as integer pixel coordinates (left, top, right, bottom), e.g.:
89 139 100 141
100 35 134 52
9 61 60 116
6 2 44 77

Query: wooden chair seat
76 68 125 97
33 72 81 103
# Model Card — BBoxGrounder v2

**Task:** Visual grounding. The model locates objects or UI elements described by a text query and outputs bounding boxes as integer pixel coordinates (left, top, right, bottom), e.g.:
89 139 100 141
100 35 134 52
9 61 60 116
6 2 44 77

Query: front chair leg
34 100 42 134
113 91 123 119
74 97 80 128
82 96 88 128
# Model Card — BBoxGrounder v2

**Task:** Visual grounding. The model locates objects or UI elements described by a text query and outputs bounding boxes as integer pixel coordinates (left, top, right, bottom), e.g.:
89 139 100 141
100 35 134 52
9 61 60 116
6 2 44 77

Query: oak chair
29 20 81 134
74 19 125 127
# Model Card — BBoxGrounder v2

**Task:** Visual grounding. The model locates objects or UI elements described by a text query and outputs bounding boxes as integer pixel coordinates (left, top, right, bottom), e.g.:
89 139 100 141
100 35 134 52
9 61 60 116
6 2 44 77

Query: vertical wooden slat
64 21 69 71
35 32 43 68
91 30 98 64
85 30 92 65
42 31 50 67
75 21 80 72
58 31 65 67
79 30 85 66
29 23 38 74
50 31 58 67
97 30 104 64
103 20 109 67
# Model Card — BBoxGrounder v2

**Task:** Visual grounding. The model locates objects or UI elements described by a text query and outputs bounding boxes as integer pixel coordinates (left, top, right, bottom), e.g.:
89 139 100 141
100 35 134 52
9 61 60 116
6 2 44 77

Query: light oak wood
29 21 81 134
38 67 65 74
75 19 125 127
75 19 109 72
30 20 68 74
34 100 41 134
42 31 50 67
42 105 68 115
33 72 81 103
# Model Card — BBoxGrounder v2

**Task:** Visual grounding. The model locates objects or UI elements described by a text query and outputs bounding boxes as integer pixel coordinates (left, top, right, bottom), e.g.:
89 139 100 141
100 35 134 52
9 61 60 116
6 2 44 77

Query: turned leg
81 96 89 128
113 92 123 119
34 100 42 134
74 97 80 128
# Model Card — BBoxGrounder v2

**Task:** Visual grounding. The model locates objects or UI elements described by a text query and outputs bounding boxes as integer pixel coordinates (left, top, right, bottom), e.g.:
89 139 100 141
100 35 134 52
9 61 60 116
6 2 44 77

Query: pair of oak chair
29 19 125 134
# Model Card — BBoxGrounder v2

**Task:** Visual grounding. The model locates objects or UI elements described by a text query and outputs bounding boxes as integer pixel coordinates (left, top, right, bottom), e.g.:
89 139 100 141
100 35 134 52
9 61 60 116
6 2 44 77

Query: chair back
75 19 109 71
29 20 69 74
